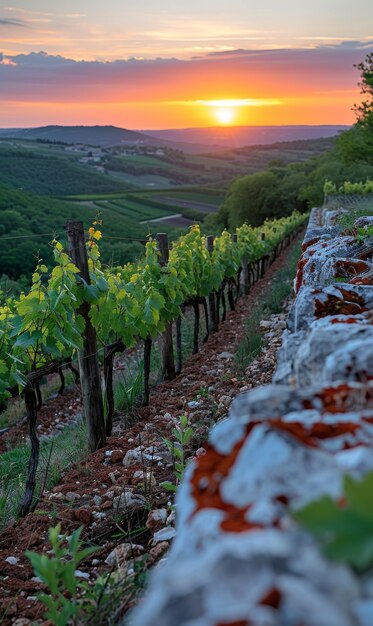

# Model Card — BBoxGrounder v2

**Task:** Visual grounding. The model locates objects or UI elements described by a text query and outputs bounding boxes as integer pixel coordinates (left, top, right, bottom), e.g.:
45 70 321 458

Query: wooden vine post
241 255 249 295
228 234 237 310
19 379 39 516
143 336 152 406
66 221 106 452
156 233 176 381
206 235 218 332
260 232 266 278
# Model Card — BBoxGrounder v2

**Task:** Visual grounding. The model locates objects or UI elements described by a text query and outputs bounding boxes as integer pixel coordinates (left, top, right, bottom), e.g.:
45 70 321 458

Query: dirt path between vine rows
0 235 302 625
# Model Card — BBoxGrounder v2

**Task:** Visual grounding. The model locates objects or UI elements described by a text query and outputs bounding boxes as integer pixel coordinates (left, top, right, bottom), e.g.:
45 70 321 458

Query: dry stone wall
131 207 373 626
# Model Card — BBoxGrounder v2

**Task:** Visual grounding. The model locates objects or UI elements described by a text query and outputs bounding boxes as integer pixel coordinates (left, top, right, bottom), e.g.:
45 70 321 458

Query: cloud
0 18 27 27
0 41 368 106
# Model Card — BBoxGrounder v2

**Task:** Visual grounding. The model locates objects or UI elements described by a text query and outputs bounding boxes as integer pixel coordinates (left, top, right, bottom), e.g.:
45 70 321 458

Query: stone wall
130 207 373 626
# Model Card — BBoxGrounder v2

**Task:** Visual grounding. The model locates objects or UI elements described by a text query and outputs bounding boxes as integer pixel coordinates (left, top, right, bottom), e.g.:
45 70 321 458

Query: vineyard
1 186 373 625
131 199 373 626
0 211 306 520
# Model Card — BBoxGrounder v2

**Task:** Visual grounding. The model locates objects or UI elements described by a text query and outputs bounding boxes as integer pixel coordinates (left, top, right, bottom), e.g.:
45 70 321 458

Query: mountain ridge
0 124 349 150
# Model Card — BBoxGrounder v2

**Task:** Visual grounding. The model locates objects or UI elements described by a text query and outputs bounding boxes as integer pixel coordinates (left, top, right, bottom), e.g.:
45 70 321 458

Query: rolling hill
143 125 350 148
0 125 156 146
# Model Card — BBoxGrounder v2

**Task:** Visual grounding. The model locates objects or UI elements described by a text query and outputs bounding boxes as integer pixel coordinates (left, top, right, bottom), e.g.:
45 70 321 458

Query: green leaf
295 471 373 571
160 481 177 492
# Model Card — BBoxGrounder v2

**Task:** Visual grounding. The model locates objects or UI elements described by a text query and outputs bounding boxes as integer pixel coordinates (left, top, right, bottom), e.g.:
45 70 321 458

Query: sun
214 107 235 125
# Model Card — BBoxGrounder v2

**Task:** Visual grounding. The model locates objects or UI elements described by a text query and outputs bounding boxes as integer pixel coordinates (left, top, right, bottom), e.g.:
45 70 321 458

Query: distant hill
0 125 157 146
0 124 350 152
0 125 219 153
143 125 350 148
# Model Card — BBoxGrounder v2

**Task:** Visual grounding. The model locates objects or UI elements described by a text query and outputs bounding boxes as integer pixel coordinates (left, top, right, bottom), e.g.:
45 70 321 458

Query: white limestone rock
293 322 373 387
130 529 358 626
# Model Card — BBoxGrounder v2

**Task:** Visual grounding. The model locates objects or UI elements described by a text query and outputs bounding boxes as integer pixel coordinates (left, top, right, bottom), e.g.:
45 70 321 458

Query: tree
337 53 373 165
354 53 373 127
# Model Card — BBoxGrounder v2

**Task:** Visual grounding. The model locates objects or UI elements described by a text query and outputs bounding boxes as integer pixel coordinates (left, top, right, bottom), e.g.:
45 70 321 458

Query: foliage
337 53 373 165
0 144 128 196
354 53 373 128
113 364 144 414
0 184 168 283
0 213 306 407
234 241 301 373
324 178 373 195
295 472 373 572
160 414 194 492
26 524 98 626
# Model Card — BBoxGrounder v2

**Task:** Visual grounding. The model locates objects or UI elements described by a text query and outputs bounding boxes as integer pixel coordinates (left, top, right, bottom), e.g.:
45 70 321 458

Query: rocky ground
0 240 299 625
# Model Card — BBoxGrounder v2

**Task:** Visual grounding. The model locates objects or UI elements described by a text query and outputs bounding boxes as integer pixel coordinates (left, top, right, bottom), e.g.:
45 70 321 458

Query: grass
234 241 301 374
114 363 145 424
336 204 373 230
0 369 76 430
0 420 88 528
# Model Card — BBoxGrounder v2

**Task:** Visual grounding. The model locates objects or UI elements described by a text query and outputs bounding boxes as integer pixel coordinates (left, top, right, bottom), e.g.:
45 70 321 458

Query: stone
149 541 169 562
133 470 157 489
152 526 177 544
146 509 168 533
132 529 358 626
259 320 272 329
65 491 81 502
122 448 143 467
322 337 373 383
74 570 90 579
218 395 232 409
217 351 234 359
92 495 102 507
293 321 373 387
187 400 201 409
112 490 147 514
109 472 118 484
5 556 19 565
111 450 124 463
74 508 91 524
105 543 144 567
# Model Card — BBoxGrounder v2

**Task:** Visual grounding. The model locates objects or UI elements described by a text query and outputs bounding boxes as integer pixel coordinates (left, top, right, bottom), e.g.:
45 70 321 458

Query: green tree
337 53 373 165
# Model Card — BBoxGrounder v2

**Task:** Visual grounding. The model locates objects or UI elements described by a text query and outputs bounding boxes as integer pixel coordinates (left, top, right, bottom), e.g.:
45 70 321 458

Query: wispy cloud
0 18 28 27
0 42 367 116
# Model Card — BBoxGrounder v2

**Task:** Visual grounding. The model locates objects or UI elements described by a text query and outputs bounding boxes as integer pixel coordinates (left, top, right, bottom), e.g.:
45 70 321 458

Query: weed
196 385 209 399
26 524 98 626
161 415 193 493
114 362 144 419
0 421 88 528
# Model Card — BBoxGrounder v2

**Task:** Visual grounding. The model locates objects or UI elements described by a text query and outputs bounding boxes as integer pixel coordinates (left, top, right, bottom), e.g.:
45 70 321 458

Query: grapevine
0 211 307 406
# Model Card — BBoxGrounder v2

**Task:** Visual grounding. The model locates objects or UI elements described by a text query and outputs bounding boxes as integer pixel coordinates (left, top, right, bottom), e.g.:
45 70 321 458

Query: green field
0 133 337 291
0 141 129 196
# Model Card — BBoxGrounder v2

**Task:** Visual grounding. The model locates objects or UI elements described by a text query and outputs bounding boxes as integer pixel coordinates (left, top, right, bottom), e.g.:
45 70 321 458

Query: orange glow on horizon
0 94 359 129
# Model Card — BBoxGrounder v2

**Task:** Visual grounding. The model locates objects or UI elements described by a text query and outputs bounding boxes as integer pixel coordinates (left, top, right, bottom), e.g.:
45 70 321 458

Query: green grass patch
234 241 301 374
0 421 88 528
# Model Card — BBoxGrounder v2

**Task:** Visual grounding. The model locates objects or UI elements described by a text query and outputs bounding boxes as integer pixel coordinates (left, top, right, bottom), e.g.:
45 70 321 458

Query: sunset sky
0 0 372 128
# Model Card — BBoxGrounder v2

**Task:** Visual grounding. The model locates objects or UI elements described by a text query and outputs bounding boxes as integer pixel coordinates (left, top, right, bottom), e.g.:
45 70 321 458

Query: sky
0 0 372 128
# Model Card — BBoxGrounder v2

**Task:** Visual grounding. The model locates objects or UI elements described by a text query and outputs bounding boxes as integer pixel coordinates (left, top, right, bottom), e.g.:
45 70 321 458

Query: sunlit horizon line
175 99 283 107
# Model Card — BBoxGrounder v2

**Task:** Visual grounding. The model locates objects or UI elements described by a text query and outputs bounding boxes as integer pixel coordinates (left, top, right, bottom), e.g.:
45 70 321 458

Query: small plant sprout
197 385 209 399
25 524 98 626
161 414 194 493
